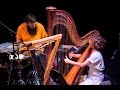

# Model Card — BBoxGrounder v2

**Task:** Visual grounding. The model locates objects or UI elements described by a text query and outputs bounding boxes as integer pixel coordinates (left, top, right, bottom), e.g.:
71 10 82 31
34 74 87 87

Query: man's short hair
24 14 36 23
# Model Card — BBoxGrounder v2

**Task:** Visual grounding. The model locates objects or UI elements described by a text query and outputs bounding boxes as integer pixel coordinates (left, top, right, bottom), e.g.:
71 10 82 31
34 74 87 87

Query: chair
100 74 116 85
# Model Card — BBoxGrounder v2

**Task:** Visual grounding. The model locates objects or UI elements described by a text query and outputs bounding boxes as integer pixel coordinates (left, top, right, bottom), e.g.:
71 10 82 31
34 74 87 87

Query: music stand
50 69 68 85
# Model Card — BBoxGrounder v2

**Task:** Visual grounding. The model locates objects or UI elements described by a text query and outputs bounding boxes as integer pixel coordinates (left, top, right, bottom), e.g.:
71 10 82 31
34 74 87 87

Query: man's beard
27 26 37 36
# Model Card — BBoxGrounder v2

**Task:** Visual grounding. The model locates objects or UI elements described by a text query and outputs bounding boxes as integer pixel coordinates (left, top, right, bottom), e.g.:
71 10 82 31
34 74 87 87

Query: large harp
45 6 100 85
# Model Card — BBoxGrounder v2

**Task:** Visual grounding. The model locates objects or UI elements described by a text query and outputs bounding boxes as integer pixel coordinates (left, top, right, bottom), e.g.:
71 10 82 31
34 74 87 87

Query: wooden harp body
45 6 100 85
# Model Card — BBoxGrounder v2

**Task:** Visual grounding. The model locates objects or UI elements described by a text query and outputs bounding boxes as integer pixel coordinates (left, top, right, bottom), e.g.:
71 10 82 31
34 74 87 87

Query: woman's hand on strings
69 52 74 59
64 56 72 64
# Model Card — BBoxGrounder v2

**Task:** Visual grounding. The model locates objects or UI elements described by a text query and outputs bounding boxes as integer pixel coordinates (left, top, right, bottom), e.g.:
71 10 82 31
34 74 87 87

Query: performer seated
64 33 107 85
16 14 48 85
16 13 47 52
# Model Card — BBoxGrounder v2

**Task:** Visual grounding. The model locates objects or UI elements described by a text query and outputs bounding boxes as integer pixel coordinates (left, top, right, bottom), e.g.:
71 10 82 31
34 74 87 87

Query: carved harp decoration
46 6 100 46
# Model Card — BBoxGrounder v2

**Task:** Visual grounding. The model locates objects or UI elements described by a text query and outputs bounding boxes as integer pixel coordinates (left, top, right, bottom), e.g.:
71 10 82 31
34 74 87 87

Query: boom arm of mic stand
0 20 17 35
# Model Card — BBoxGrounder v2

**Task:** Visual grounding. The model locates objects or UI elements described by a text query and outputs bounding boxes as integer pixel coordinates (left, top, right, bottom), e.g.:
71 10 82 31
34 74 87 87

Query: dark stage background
0 0 119 84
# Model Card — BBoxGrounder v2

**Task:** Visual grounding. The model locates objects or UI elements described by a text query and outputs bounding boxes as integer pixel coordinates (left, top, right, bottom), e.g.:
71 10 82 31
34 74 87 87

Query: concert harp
45 6 100 85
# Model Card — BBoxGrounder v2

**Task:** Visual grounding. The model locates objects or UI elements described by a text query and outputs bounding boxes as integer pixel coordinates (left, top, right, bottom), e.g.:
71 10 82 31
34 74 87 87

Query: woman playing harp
64 34 107 85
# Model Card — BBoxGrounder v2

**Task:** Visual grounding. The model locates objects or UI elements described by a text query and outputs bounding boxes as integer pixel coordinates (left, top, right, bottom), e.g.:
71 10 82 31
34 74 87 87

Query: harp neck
46 6 100 46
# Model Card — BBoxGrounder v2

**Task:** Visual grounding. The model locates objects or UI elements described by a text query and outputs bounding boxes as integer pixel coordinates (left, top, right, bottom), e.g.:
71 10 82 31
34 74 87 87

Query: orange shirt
16 22 47 42
16 22 48 52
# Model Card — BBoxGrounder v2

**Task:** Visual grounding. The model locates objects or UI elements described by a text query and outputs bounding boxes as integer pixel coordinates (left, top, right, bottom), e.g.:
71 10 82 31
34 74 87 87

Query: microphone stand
0 20 25 85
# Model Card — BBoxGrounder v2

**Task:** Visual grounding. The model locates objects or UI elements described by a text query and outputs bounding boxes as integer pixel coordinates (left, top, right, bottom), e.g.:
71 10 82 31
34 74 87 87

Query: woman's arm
64 56 91 68
69 52 81 59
